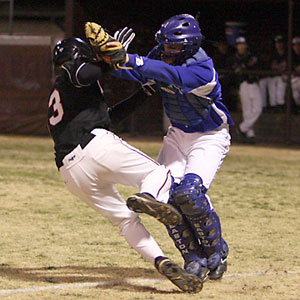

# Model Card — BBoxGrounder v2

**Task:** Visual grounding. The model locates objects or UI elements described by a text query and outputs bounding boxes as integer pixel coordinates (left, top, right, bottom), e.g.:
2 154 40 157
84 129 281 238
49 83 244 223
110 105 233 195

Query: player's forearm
77 62 110 85
124 54 183 85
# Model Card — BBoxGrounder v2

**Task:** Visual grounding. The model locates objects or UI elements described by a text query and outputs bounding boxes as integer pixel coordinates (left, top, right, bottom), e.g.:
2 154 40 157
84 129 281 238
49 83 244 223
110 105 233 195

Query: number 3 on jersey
48 89 64 126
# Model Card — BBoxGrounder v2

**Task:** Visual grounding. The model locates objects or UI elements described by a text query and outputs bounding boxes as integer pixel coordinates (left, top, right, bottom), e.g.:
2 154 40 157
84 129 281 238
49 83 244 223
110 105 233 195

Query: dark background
1 0 300 140
75 0 299 54
10 0 300 50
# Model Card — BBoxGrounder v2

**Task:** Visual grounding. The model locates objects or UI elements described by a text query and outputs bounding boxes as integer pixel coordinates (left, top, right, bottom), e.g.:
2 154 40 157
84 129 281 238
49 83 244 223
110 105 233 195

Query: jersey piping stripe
188 68 216 100
211 103 228 124
156 170 171 199
96 80 104 94
75 63 90 87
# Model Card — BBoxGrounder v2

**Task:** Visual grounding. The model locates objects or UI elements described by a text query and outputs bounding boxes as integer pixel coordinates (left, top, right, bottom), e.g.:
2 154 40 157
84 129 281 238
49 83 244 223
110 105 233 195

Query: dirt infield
0 135 299 299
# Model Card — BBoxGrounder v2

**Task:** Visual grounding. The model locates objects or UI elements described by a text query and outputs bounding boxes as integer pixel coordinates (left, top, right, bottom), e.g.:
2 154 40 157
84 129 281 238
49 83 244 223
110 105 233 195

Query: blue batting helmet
155 14 202 64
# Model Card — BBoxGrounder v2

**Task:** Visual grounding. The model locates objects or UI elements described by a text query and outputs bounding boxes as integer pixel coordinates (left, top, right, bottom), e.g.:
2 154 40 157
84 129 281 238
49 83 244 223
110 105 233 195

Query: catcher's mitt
85 22 127 67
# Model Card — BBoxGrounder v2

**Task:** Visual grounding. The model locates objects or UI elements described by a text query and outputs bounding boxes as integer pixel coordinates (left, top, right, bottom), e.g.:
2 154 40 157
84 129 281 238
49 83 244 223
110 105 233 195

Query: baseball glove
85 22 127 67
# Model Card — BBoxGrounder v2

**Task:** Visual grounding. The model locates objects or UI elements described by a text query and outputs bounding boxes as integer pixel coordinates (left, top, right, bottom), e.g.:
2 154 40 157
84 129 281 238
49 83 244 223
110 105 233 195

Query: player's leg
86 129 182 226
173 126 231 279
157 127 209 279
165 212 209 281
250 82 264 124
267 76 278 107
239 81 253 136
60 157 202 293
173 174 228 279
292 76 300 106
275 76 286 106
258 77 268 108
240 82 263 138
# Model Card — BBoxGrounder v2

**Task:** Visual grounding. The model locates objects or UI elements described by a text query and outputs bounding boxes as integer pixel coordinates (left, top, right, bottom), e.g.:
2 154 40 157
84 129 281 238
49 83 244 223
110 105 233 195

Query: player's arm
123 54 215 93
76 61 111 85
62 59 110 87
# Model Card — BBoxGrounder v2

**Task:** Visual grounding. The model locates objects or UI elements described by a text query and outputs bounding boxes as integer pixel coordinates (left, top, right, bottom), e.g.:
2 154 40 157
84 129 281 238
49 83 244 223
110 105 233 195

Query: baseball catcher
86 15 234 283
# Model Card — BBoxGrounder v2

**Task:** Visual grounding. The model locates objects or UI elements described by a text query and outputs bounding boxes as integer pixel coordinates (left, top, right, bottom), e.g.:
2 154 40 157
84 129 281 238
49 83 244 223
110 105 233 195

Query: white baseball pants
259 77 270 107
157 124 231 209
59 128 172 264
239 81 263 137
268 76 286 106
292 76 300 106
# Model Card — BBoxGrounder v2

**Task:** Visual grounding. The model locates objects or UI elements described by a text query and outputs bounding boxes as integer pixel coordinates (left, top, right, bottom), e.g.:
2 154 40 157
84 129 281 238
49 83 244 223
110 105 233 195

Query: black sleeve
109 88 151 124
62 60 110 87
77 61 111 85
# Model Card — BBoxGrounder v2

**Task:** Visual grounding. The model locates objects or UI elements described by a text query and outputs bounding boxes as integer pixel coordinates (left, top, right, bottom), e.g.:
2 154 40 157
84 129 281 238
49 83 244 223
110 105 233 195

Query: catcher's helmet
155 14 202 64
53 37 93 66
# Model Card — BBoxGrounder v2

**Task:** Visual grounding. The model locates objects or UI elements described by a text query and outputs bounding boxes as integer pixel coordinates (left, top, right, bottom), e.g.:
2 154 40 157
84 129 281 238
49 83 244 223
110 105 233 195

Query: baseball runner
47 36 203 293
85 14 234 281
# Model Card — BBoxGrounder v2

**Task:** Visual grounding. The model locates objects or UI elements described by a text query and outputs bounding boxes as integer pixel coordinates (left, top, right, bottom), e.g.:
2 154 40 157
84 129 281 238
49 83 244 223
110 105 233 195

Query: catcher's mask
155 14 202 65
53 37 94 66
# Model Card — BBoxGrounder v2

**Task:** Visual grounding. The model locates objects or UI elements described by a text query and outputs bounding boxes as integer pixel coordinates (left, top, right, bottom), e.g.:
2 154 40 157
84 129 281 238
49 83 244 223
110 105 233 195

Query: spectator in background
258 40 272 111
230 36 263 143
291 37 300 110
213 37 234 68
213 38 237 111
267 35 287 111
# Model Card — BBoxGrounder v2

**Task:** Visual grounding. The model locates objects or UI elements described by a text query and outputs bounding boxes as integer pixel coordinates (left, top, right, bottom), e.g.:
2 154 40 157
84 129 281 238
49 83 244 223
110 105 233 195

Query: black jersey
47 59 111 165
230 50 260 83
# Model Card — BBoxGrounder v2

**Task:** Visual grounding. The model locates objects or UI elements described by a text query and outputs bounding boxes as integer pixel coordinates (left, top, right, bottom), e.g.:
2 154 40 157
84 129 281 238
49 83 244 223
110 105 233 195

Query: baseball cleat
155 256 203 293
126 193 183 226
184 260 210 282
209 258 227 280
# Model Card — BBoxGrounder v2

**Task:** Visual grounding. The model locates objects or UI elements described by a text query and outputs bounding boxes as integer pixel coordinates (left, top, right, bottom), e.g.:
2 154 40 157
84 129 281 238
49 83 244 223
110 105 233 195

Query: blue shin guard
173 173 228 273
165 220 209 280
166 181 209 279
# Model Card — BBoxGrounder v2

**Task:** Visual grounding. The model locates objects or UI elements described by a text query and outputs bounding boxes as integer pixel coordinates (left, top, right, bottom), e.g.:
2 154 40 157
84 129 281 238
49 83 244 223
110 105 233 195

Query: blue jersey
113 47 234 133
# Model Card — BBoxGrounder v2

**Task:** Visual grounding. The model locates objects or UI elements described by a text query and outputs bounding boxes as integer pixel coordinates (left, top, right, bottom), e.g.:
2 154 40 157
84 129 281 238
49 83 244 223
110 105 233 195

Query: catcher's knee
172 173 210 217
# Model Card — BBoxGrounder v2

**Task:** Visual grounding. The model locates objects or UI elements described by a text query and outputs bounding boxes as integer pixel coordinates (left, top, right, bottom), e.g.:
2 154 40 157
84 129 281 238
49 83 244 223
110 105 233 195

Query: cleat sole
156 258 203 293
127 193 182 226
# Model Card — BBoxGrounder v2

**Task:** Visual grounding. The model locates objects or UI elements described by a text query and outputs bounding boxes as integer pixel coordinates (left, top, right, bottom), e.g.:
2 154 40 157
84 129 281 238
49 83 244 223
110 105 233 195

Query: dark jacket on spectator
229 50 261 84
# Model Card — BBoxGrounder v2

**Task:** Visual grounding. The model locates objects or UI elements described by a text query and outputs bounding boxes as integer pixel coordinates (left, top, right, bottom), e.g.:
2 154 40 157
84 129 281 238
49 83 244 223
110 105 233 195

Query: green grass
0 134 299 300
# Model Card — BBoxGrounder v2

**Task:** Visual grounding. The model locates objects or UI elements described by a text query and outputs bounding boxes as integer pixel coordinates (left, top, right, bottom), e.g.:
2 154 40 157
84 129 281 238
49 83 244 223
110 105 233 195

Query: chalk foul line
0 270 299 295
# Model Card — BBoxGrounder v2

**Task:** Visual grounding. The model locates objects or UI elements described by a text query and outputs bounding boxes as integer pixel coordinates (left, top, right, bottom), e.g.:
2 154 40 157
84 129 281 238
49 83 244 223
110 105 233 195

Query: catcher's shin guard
209 238 228 280
165 221 209 280
173 173 228 275
126 193 182 226
154 256 203 293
